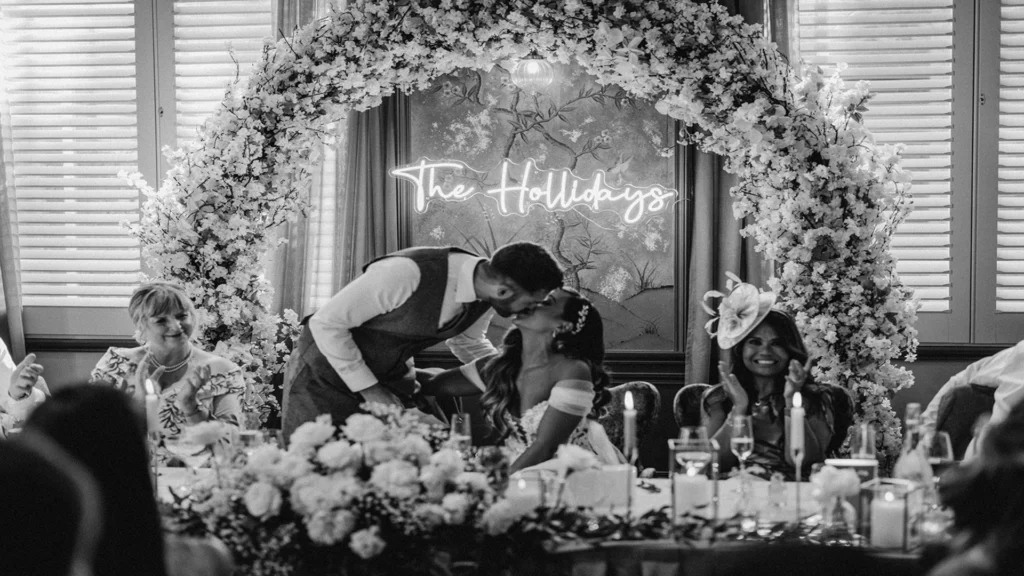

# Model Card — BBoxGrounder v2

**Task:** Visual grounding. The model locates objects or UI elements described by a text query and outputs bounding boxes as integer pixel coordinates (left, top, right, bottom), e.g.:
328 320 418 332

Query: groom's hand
359 383 403 407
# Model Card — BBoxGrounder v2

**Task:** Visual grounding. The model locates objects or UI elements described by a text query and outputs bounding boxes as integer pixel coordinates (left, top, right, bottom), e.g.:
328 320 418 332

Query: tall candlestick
790 392 805 458
144 378 160 434
623 391 637 462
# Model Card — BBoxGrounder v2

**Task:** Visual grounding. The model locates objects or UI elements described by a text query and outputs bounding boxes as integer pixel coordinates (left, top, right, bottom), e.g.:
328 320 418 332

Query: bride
421 287 622 472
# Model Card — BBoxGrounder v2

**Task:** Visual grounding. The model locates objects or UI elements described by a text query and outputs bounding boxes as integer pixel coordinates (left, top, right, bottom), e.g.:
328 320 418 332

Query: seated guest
24 385 168 576
1 434 101 576
91 281 244 435
422 288 623 472
0 342 49 432
931 401 1024 576
922 340 1024 458
703 281 852 480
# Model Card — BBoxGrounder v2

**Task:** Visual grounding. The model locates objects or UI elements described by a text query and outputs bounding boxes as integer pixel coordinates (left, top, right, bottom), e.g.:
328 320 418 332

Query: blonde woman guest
90 282 244 435
0 341 48 433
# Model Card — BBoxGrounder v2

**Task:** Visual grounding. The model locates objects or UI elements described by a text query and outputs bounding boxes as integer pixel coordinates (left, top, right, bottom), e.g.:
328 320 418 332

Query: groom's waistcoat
349 246 491 383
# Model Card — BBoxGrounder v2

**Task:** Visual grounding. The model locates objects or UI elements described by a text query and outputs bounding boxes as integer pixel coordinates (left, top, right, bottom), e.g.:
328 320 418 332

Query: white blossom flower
349 526 386 559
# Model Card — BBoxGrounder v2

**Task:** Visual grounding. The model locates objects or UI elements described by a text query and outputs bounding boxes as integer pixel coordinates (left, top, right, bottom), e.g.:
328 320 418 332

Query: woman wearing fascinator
420 287 623 473
702 274 853 480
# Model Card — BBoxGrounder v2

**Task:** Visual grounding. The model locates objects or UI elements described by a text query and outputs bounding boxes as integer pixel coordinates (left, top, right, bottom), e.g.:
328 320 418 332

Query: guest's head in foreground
1 433 101 576
936 400 1024 575
482 287 611 437
477 242 563 317
25 385 168 576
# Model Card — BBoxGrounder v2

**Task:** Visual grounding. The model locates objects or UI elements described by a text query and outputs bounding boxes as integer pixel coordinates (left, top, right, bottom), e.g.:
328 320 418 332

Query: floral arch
129 0 919 462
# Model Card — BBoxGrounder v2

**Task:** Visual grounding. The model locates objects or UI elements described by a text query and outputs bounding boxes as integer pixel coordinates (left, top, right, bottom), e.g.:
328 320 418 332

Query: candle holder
668 437 718 532
861 478 925 552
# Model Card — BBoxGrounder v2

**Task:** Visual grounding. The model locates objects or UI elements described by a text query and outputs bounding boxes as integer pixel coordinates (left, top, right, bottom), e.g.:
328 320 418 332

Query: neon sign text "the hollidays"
389 158 678 225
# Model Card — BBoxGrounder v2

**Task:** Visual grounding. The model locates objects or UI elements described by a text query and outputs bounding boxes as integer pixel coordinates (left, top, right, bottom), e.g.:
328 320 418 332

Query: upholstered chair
674 383 711 429
935 384 996 459
598 381 661 459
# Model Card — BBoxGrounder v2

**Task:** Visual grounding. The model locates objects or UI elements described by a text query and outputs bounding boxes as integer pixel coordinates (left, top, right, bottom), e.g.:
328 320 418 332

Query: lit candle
790 392 805 460
144 378 160 434
623 391 637 461
673 471 713 517
870 490 907 548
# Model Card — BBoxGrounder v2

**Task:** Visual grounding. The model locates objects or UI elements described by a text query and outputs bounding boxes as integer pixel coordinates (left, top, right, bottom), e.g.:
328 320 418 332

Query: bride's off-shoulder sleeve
548 379 595 417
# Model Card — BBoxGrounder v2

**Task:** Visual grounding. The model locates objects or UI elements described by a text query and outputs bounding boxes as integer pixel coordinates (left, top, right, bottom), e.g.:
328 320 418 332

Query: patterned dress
90 347 245 436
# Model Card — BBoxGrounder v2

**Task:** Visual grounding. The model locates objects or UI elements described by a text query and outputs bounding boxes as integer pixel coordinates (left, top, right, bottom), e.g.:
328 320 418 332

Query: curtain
683 0 790 386
0 72 24 358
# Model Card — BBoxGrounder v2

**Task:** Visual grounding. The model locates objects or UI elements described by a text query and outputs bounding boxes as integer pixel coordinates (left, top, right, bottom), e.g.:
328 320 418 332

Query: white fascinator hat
702 272 776 350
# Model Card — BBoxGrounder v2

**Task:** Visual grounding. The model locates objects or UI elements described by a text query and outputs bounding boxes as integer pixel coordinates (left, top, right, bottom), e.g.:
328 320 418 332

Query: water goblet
850 422 878 459
164 432 211 493
925 430 956 487
729 415 754 474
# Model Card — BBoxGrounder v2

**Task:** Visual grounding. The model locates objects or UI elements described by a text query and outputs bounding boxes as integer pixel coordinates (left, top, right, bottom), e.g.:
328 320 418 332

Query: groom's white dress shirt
309 252 497 393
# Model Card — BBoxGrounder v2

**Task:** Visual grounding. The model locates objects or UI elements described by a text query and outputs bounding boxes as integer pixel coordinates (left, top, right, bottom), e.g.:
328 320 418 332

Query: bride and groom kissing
281 241 623 472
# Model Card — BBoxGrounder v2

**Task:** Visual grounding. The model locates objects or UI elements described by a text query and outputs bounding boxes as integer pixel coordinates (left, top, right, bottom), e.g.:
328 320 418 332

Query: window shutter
998 0 1024 311
0 0 140 307
795 0 956 312
172 0 272 147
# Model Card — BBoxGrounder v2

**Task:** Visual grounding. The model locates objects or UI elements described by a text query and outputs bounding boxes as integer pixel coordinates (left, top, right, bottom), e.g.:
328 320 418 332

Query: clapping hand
133 353 166 398
718 359 749 413
9 353 47 401
784 356 815 400
175 364 211 417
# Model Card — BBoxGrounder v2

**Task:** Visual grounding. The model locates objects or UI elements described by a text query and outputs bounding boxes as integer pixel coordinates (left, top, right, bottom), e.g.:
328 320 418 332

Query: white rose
267 452 314 485
414 503 447 530
317 440 363 472
429 448 465 475
481 500 527 536
363 440 399 466
243 481 282 519
349 526 386 559
441 493 471 524
245 444 282 475
555 444 600 474
369 460 420 499
419 465 448 501
342 414 387 443
289 415 336 454
306 509 357 545
455 471 490 493
395 435 432 466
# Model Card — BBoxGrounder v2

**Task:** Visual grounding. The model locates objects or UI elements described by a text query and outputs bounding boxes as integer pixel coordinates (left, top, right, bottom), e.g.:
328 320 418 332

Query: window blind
172 0 272 147
0 0 141 307
795 0 955 312
998 0 1024 311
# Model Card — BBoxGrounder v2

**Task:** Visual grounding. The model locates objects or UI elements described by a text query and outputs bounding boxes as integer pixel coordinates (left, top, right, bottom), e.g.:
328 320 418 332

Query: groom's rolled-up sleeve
446 310 498 364
308 257 420 393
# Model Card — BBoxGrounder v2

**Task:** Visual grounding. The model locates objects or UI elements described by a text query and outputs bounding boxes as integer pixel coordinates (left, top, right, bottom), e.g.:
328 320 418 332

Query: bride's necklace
147 345 193 373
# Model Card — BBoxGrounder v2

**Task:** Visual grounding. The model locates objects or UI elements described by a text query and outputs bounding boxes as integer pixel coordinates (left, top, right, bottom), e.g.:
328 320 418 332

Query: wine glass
850 422 877 459
449 413 472 456
729 415 754 474
925 430 956 487
164 432 211 493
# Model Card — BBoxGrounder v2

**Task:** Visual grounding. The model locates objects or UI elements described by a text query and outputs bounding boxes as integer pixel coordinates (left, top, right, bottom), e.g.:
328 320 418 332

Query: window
405 63 683 352
0 0 273 335
795 0 1024 343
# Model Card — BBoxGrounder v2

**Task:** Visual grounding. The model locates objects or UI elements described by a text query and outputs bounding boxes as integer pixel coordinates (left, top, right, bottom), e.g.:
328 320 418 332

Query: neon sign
390 157 678 225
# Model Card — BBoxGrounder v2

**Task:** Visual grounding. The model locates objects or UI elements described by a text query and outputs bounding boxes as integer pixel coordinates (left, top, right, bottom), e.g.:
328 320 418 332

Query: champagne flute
730 415 754 473
449 413 472 456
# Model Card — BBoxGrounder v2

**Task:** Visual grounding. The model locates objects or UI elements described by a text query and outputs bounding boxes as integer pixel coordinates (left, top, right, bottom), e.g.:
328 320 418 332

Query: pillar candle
870 491 906 548
674 473 713 517
790 392 805 459
623 391 636 461
505 477 543 514
144 378 160 434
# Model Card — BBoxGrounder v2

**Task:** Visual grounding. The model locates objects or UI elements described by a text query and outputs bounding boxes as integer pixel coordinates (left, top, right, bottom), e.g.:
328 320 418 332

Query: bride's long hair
479 288 612 439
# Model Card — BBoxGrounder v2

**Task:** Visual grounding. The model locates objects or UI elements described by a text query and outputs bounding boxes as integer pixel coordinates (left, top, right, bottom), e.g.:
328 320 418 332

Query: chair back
936 384 995 459
598 381 661 457
674 383 710 429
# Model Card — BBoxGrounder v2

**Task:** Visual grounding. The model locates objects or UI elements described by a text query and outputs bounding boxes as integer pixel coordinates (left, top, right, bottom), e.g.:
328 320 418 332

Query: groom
281 242 563 439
